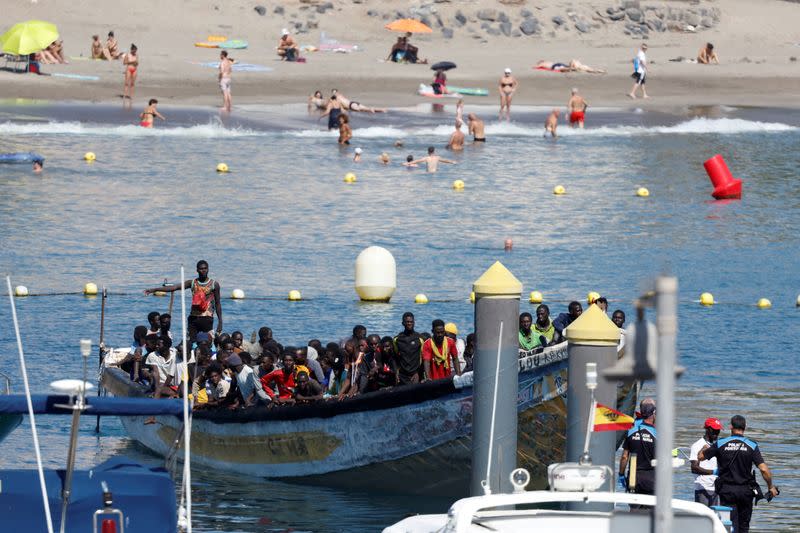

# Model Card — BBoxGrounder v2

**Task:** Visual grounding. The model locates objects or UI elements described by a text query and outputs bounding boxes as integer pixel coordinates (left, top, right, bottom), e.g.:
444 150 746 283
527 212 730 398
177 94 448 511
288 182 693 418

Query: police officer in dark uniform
393 311 423 385
699 415 778 533
618 398 657 494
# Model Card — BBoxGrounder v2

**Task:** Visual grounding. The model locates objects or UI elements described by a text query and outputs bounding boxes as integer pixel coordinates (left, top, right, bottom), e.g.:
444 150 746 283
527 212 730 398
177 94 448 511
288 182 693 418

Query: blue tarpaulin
0 456 176 532
0 394 185 416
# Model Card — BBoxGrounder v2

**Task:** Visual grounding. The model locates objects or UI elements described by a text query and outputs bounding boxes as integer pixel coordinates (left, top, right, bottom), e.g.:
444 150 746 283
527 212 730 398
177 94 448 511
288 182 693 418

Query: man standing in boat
394 312 423 385
144 260 223 339
422 319 461 381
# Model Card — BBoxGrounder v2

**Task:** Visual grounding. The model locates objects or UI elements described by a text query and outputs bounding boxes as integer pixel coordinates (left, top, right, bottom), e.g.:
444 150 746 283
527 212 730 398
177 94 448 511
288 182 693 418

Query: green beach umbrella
0 20 59 55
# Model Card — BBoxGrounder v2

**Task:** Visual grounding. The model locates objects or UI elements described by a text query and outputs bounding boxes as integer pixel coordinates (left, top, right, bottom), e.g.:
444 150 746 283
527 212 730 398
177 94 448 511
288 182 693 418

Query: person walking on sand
447 120 465 151
219 50 233 112
544 109 560 138
567 87 588 129
499 68 518 121
468 113 486 143
122 44 138 100
628 43 649 99
139 99 165 128
408 146 456 173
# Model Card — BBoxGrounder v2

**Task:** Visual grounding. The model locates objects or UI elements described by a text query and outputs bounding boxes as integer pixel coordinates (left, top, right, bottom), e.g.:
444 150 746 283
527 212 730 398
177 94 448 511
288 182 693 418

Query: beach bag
192 286 211 313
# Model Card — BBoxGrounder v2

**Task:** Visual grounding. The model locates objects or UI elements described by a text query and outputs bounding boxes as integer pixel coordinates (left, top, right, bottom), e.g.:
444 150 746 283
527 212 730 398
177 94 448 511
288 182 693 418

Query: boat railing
0 371 12 394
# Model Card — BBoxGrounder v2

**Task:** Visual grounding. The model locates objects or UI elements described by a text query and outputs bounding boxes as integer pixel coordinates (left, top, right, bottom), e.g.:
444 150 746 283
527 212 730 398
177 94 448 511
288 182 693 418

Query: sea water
0 101 798 532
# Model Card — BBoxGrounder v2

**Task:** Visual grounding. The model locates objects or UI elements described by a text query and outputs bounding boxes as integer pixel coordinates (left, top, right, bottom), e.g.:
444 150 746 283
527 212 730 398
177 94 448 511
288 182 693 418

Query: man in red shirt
260 353 298 404
422 319 461 381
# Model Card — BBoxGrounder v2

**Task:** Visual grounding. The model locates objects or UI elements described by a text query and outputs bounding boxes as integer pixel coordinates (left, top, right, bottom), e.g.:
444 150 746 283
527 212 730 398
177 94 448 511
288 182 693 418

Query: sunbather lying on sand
535 59 605 73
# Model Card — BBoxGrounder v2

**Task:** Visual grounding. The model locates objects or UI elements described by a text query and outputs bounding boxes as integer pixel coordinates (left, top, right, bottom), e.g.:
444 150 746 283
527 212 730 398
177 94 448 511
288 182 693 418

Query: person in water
467 113 485 143
567 87 588 129
403 155 418 168
32 160 43 173
353 147 362 162
544 109 560 138
122 44 138 100
408 146 456 173
320 90 344 130
139 98 165 128
338 114 352 145
219 50 233 113
498 67 518 121
308 90 325 111
447 120 465 151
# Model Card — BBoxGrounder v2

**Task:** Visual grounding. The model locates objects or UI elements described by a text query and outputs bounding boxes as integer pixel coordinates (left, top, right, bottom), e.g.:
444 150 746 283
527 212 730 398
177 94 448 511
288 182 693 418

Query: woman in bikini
498 68 518 122
338 114 352 145
122 44 139 100
139 98 165 128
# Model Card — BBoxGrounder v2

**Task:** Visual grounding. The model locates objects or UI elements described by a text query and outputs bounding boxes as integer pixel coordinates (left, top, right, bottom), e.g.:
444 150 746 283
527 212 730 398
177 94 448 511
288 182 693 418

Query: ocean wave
0 121 265 137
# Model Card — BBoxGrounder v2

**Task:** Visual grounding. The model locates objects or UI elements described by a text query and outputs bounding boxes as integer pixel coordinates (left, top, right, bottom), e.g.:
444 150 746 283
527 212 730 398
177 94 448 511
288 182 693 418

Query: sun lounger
2 54 30 73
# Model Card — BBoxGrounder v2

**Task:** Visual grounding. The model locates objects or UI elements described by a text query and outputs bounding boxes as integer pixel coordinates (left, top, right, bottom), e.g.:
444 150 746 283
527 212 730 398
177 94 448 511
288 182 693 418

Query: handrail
0 371 12 395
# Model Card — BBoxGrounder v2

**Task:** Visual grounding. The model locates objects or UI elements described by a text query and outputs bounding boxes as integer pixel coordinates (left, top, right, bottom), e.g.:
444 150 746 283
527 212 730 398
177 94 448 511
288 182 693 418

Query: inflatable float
0 152 44 164
219 39 248 50
417 84 488 98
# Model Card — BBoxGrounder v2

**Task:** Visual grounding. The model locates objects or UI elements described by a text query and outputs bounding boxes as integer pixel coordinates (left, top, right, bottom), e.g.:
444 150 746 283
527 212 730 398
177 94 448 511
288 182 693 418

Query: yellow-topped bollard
414 293 429 304
699 292 715 306
637 187 650 197
231 288 245 300
756 298 771 309
14 285 29 297
84 152 96 162
83 282 98 296
344 172 357 183
529 290 543 304
587 291 601 305
553 185 566 195
452 179 465 190
216 162 229 173
288 289 302 301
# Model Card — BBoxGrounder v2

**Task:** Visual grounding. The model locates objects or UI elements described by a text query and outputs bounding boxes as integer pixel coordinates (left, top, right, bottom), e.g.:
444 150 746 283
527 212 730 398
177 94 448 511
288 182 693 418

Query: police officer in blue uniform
699 415 779 533
618 398 657 494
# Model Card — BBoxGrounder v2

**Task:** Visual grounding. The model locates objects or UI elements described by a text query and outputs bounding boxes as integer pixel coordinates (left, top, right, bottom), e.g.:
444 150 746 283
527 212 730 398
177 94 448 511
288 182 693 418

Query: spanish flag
593 402 635 432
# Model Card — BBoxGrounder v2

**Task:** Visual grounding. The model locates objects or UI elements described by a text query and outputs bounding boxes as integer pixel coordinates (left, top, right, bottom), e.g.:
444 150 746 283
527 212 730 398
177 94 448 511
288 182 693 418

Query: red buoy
703 154 742 200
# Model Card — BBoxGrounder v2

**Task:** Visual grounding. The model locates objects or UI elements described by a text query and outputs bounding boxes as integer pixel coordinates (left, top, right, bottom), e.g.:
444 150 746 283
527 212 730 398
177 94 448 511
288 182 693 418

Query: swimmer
499 68 518 121
403 155 418 168
394 140 405 148
320 89 345 130
379 152 390 165
567 88 588 129
353 147 362 162
447 120 465 151
139 98 166 128
338 114 352 145
544 109 560 138
455 98 464 124
33 160 43 173
408 146 456 173
467 113 485 143
308 90 326 111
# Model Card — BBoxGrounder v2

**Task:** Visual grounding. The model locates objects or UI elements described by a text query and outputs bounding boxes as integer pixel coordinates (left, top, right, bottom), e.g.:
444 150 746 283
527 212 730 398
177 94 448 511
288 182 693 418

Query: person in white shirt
227 354 271 407
628 43 649 99
145 336 177 398
690 417 722 506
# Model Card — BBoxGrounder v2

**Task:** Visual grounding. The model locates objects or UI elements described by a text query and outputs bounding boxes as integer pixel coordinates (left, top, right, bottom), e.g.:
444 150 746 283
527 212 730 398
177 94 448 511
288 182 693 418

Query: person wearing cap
422 319 461 381
628 43 649 99
227 353 270 407
698 415 779 533
498 68 518 121
690 417 722 506
277 29 299 61
444 322 465 369
353 147 362 162
619 398 657 494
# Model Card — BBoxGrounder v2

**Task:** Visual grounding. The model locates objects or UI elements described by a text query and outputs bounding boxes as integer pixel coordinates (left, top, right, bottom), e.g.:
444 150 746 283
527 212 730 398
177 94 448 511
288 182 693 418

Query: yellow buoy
699 292 715 306
414 293 429 304
344 172 357 183
470 291 475 304
587 291 601 305
452 179 465 190
216 163 229 173
84 152 96 161
529 290 543 304
637 187 650 197
756 298 771 309
288 289 302 301
83 282 98 296
553 185 566 195
231 288 245 300
14 285 29 297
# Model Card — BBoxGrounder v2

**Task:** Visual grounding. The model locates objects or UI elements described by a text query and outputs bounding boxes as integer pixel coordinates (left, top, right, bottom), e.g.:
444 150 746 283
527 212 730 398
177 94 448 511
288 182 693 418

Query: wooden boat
102 341 637 497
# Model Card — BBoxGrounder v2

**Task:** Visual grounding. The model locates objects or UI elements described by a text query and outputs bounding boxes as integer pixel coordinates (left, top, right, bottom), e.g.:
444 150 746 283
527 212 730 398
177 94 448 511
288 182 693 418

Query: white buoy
355 246 397 302
83 282 98 296
231 289 245 300
14 285 29 297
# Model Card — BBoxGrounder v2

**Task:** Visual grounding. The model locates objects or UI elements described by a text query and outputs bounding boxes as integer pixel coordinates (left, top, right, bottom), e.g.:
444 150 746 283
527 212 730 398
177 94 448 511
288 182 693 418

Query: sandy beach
1 0 799 111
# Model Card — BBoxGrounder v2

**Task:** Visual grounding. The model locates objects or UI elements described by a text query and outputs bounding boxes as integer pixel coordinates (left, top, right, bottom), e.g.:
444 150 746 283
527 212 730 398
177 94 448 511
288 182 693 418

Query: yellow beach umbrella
385 19 433 34
0 20 59 55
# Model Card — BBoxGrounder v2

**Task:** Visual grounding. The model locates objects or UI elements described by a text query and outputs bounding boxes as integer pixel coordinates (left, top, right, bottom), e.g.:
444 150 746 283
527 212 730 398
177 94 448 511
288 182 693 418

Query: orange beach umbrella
385 19 433 34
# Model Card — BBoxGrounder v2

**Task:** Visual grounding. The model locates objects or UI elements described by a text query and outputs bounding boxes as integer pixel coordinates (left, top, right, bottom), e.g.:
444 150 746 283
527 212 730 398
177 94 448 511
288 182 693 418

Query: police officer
618 398 656 494
698 415 779 533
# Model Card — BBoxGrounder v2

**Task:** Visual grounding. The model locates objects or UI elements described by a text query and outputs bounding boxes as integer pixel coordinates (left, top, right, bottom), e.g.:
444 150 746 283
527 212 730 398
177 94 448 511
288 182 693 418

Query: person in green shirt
519 312 538 352
533 304 557 344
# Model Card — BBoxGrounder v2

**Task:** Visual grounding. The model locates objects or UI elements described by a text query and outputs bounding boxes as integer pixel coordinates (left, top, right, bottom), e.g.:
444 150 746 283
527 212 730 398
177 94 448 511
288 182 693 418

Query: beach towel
52 73 100 81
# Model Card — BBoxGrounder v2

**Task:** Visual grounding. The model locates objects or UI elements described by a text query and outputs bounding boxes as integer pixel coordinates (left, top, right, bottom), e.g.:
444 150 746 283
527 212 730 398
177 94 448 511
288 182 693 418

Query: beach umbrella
0 20 59 55
431 61 457 71
384 19 433 34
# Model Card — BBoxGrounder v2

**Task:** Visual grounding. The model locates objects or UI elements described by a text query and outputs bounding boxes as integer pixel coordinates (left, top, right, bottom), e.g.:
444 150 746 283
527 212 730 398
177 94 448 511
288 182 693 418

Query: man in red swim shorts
567 87 588 129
